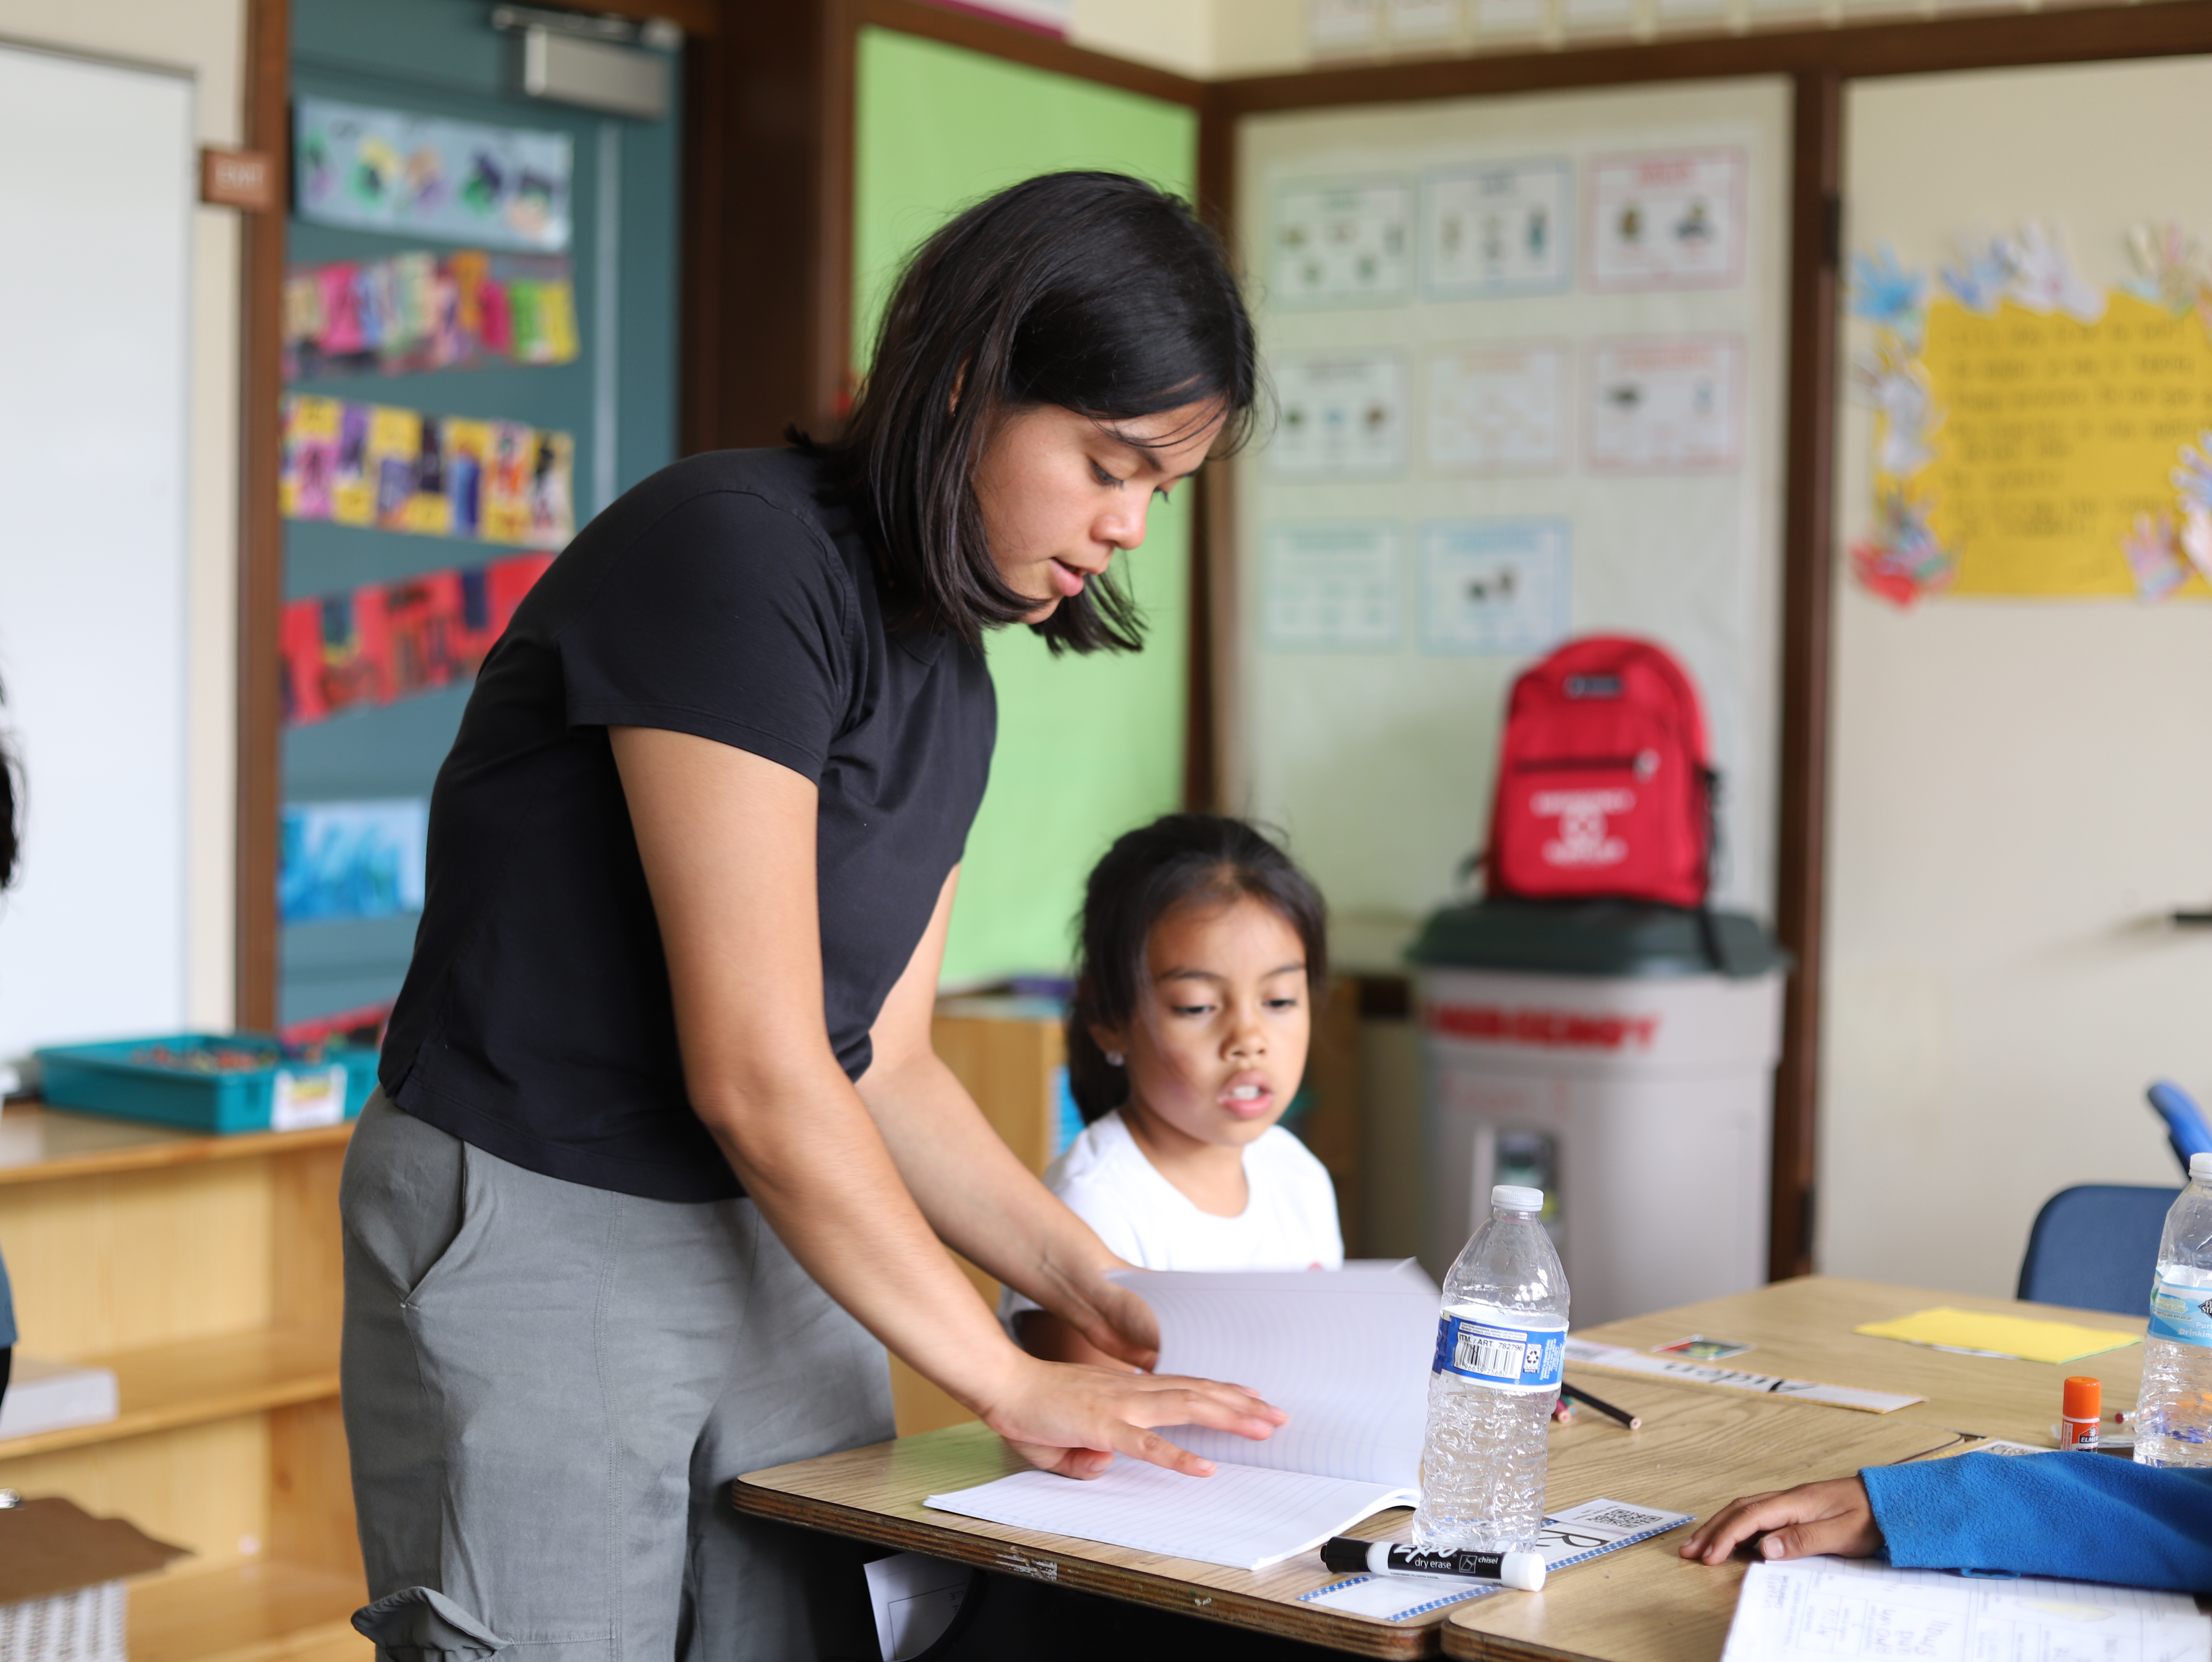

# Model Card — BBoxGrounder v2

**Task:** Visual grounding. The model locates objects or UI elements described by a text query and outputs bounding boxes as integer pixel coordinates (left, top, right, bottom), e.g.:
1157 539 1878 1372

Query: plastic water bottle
2138 1153 2212 1466
1412 1184 1569 1551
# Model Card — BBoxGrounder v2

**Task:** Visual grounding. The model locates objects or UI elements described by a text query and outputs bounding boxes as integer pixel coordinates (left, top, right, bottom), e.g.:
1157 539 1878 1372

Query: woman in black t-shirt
340 173 1283 1658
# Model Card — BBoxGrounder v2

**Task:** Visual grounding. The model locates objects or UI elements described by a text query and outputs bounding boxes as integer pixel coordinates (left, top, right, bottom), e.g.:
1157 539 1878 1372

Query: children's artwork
1586 336 1743 471
279 553 553 727
280 395 575 549
1424 159 1572 298
1428 342 1571 472
1268 352 1408 478
1271 179 1414 308
279 799 430 924
1852 223 2212 602
1261 525 1403 652
294 97 572 253
283 250 579 381
1585 150 1746 291
1420 519 1571 656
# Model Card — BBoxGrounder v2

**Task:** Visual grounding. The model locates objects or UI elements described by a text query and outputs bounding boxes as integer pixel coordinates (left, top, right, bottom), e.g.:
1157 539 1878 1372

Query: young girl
1010 815 1342 1365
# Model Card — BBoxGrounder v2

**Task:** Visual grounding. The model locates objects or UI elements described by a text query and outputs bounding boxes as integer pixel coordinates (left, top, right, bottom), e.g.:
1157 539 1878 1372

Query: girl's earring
1105 1050 1125 1067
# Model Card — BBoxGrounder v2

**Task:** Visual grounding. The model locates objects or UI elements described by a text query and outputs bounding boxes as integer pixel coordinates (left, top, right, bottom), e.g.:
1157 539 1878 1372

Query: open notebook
925 1261 1439 1571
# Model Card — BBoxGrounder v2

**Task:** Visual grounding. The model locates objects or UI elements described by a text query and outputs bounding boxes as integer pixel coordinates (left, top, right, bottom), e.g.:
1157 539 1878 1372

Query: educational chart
1262 525 1402 652
1585 149 1746 290
1852 223 2212 602
1424 160 1573 298
1269 352 1408 477
1587 336 1743 470
280 394 575 548
1271 179 1413 308
294 97 573 253
283 250 579 380
1419 519 1571 656
1428 343 1571 472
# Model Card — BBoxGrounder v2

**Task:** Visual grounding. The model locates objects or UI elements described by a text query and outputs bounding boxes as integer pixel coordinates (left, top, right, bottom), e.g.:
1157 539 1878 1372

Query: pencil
1561 1380 1642 1429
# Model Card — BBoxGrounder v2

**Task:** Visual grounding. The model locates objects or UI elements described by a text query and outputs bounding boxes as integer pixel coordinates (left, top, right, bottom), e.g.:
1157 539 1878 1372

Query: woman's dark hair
1066 814 1327 1123
818 171 1257 654
0 682 19 891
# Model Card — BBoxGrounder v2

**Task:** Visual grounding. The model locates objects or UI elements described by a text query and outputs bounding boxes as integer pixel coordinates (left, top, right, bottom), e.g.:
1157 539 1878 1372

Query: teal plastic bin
33 1034 380 1135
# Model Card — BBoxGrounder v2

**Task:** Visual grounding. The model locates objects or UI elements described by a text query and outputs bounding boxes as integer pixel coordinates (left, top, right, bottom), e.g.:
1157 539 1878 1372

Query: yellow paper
1854 1307 2140 1365
1901 294 2212 596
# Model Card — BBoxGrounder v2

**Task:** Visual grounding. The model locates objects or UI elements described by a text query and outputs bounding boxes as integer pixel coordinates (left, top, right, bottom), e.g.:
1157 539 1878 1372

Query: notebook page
1722 1556 2212 1662
1116 1261 1437 1488
925 1458 1417 1572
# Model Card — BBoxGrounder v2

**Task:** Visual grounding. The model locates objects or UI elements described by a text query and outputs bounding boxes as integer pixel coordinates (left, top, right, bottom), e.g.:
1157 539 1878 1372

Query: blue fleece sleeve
1862 1452 2212 1592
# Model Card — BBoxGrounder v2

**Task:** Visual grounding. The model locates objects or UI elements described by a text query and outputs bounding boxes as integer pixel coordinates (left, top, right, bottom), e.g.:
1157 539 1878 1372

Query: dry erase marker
1320 1537 1547 1591
2060 1377 2101 1450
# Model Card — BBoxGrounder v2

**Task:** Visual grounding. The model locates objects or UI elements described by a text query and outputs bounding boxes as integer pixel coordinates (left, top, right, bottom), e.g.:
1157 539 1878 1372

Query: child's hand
1679 1477 1883 1565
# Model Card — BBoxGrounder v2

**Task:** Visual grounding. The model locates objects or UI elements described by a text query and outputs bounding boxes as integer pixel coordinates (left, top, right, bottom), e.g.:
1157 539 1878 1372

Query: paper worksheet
1722 1556 2212 1662
925 1262 1439 1571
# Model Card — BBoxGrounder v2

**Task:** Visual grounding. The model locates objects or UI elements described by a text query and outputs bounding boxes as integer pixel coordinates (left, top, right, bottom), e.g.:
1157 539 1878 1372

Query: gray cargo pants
340 1092 894 1661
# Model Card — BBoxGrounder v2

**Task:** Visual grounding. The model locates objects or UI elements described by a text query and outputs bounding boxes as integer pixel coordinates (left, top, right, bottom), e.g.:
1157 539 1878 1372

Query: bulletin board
0 41 195 1059
1233 79 1792 952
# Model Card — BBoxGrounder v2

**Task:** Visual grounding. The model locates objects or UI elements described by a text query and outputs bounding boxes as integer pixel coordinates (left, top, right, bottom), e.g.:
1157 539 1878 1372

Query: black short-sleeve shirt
378 448 997 1202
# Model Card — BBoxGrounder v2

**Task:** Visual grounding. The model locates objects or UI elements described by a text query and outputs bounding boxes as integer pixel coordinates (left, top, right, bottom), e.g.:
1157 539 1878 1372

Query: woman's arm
611 726 1285 1479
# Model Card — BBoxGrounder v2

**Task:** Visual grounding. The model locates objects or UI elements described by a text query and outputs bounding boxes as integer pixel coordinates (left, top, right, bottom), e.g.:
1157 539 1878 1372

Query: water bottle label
2148 1276 2212 1347
1432 1313 1566 1392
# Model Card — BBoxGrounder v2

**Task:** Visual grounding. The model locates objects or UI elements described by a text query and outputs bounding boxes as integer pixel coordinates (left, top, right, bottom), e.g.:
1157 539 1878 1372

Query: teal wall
853 28 1200 985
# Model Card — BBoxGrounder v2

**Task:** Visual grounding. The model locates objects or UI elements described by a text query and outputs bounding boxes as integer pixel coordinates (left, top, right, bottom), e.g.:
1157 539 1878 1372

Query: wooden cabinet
0 1106 366 1662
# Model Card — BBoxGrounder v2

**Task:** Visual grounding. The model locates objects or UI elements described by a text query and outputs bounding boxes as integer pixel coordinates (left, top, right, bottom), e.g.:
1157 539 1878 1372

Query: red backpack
1484 636 1715 909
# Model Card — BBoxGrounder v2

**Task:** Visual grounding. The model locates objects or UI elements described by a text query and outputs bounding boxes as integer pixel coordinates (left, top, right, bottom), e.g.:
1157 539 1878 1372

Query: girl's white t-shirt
999 1108 1344 1333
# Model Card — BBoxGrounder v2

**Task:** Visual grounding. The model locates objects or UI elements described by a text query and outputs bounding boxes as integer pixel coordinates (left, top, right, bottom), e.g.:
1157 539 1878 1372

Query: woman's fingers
1679 1478 1880 1565
985 1361 1288 1481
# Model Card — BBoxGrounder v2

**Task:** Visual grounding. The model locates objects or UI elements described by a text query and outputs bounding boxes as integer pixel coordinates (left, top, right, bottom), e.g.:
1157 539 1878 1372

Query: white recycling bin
1413 901 1788 1328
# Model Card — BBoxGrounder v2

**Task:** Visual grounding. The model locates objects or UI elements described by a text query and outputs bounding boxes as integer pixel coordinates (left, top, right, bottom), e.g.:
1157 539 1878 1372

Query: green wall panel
853 28 1200 985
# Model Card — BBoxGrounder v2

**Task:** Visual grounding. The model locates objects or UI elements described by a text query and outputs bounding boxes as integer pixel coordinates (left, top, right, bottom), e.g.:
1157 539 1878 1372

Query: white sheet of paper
1125 1262 1438 1488
1563 1338 1924 1412
1587 336 1743 471
1389 0 1463 38
1722 1556 2212 1662
1262 525 1403 653
1271 180 1413 308
1419 519 1571 657
1425 161 1572 298
862 1553 972 1662
1269 352 1408 478
1428 344 1570 472
1586 149 1745 290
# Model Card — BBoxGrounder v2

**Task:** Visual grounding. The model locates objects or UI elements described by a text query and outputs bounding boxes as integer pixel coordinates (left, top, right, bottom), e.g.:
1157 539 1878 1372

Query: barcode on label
1575 1505 1665 1531
1454 1330 1525 1380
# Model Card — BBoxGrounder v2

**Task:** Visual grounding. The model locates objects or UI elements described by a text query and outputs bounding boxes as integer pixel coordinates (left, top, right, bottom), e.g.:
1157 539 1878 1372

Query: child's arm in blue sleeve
1863 1453 2212 1592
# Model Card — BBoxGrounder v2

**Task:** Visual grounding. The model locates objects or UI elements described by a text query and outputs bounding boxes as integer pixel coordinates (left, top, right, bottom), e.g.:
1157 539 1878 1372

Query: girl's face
972 401 1225 622
1096 895 1313 1155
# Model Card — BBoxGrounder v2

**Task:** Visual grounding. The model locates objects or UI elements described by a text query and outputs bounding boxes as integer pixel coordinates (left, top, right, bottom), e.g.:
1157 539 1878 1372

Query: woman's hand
977 1353 1289 1480
1679 1477 1884 1565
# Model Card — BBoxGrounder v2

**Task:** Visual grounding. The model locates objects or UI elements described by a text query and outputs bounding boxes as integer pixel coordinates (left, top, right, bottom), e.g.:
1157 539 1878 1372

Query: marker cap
1321 1537 1373 1575
2063 1376 2102 1420
1493 1185 1544 1213
1501 1551 1548 1592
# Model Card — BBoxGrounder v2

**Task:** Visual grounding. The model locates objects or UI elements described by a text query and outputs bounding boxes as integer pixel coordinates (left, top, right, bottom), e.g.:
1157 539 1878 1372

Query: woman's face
972 400 1226 621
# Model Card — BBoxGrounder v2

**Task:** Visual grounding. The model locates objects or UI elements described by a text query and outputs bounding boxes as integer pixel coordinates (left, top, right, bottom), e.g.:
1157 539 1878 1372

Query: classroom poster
1585 150 1746 291
1852 222 2212 601
1587 336 1743 471
1268 352 1408 477
1261 524 1403 652
279 553 553 727
1424 160 1573 298
280 395 575 549
294 97 573 253
1388 0 1462 40
1428 343 1571 472
283 250 579 381
279 799 430 924
1309 0 1384 48
1469 0 1546 36
1271 179 1414 308
1420 519 1571 655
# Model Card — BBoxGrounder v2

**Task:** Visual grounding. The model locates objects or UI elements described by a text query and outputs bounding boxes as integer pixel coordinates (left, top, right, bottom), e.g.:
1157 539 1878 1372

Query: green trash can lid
1406 898 1792 980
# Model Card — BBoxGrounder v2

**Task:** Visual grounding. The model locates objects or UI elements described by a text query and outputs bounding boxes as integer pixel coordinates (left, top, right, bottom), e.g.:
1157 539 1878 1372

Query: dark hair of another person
0 682 18 891
1066 815 1327 1123
814 171 1258 654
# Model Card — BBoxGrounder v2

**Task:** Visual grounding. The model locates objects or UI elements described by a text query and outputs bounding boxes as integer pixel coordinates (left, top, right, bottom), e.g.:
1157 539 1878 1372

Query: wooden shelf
0 1102 352 1187
0 1327 339 1460
132 1559 366 1662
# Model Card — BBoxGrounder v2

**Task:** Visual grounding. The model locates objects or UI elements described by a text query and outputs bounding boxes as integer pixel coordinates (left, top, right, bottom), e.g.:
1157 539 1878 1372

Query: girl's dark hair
0 682 18 891
1066 814 1327 1123
818 171 1257 654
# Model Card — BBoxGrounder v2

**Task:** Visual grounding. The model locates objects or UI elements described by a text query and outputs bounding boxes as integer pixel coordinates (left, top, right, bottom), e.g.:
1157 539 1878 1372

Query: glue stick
2061 1377 2102 1450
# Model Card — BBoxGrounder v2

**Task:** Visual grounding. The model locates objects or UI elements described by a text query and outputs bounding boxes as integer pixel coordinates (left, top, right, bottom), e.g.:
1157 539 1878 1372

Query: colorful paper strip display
283 250 579 380
280 553 552 727
280 394 574 549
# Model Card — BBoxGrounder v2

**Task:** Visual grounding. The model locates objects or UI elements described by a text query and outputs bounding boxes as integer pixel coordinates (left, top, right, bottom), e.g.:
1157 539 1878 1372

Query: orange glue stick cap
2064 1377 2102 1421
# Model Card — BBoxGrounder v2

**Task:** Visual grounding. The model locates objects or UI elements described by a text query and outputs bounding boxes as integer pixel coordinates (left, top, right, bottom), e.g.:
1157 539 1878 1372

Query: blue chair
2017 1185 2178 1314
2148 1080 2212 1174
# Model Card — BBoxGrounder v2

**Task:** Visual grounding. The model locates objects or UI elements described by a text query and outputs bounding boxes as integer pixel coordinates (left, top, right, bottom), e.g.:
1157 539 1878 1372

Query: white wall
0 1 243 1033
1822 57 2212 1296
